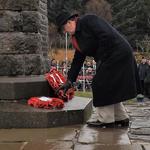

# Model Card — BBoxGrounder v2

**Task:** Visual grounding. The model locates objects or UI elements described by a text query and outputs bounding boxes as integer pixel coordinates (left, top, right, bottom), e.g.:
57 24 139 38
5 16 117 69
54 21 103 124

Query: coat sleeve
67 50 86 83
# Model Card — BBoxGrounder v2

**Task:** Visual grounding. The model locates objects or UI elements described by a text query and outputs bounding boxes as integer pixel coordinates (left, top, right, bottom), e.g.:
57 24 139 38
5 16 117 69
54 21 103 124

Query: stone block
24 55 42 75
39 0 47 10
22 11 48 33
22 11 39 32
0 97 92 128
0 11 22 32
39 14 48 26
0 0 40 11
0 33 41 54
25 55 50 75
21 0 39 11
0 75 52 100
0 54 49 76
0 55 24 76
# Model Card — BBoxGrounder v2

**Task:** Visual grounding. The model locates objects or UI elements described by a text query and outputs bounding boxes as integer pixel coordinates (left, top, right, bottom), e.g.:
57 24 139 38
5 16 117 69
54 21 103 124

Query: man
138 57 148 95
55 11 141 128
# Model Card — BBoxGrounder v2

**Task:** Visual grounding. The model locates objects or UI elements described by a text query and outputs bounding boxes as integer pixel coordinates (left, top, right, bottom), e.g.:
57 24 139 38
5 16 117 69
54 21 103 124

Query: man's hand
56 80 73 95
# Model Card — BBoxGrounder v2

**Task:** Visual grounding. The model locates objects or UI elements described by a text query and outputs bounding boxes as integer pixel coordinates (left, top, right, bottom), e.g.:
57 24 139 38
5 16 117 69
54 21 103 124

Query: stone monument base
0 97 92 128
0 76 52 100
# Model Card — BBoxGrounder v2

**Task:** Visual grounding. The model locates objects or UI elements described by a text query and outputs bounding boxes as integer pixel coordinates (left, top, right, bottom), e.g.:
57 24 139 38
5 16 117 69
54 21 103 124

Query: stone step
0 97 92 128
0 76 52 100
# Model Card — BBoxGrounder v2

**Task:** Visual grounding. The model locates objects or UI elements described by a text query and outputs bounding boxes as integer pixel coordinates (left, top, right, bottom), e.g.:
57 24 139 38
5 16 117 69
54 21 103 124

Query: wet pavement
0 98 150 150
127 98 150 145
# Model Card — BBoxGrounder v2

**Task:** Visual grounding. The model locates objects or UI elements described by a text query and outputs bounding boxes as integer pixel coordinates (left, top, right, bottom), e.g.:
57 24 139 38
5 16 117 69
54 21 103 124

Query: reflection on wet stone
78 125 130 144
74 144 142 150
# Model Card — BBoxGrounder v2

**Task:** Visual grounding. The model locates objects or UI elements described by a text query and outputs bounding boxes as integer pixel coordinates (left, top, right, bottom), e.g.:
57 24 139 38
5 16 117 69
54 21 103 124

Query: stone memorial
0 0 92 128
0 0 50 99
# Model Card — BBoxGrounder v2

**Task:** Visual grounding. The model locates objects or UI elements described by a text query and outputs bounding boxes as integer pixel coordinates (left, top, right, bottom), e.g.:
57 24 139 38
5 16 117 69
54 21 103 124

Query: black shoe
87 120 115 128
115 118 129 127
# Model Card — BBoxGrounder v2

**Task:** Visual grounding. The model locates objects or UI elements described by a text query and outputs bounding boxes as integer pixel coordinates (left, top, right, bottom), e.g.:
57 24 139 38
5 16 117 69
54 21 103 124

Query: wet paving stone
142 144 150 150
126 106 150 117
130 128 150 135
74 144 142 150
128 134 150 142
0 100 149 149
23 141 73 150
46 126 81 141
126 100 150 144
130 117 150 129
78 125 130 144
0 128 47 142
0 143 24 150
0 125 81 142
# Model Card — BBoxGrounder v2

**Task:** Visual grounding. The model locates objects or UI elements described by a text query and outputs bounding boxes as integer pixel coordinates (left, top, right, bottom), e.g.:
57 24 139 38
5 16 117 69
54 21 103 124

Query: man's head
141 57 147 64
56 12 78 35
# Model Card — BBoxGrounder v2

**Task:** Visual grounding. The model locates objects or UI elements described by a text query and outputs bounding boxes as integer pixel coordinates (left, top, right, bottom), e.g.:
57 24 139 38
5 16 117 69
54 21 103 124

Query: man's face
141 58 147 64
63 20 76 35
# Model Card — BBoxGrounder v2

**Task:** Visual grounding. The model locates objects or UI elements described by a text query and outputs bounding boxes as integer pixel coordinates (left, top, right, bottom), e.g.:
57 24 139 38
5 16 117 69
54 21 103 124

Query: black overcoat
68 14 141 107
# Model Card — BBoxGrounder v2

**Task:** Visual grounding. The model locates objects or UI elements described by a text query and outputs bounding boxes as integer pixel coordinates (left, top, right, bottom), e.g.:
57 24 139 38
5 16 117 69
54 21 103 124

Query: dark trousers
140 80 145 95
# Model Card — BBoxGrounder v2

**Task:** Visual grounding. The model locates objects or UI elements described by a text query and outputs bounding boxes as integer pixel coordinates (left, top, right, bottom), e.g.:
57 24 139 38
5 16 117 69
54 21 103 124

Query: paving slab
23 141 73 150
0 143 24 150
128 134 150 143
130 117 150 129
126 106 150 117
0 97 92 128
126 101 150 144
78 125 130 144
0 125 81 142
74 144 142 150
142 144 150 150
130 128 150 135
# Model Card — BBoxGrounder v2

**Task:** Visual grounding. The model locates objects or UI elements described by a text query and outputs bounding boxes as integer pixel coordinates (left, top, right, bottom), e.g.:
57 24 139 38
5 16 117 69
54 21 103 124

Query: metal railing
51 63 96 91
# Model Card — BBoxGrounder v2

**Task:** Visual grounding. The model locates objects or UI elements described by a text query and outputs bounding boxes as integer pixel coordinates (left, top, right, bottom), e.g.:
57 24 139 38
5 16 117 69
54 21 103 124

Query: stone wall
0 0 50 76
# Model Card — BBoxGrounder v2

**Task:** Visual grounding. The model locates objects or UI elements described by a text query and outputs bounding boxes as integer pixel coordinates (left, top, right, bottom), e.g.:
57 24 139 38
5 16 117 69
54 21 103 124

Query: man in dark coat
138 57 148 95
55 12 141 128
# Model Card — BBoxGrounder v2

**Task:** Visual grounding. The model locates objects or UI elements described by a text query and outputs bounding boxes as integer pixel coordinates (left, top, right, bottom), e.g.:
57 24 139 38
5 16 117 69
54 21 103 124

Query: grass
123 98 137 105
75 91 93 98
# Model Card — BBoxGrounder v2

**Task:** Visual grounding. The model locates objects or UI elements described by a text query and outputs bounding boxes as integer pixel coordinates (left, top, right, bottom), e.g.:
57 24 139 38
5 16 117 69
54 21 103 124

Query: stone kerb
0 0 50 99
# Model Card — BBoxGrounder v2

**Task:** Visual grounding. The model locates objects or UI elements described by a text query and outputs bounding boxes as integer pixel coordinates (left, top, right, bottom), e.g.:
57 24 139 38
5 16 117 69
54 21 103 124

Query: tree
82 0 112 22
47 0 82 24
107 0 150 49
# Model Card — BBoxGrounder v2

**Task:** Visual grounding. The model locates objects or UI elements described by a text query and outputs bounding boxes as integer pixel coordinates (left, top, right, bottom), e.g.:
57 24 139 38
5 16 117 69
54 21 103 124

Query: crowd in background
50 58 96 91
50 57 150 97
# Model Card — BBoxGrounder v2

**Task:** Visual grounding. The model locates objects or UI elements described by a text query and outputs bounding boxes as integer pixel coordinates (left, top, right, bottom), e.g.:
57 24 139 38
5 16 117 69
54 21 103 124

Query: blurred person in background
137 57 148 100
144 59 150 98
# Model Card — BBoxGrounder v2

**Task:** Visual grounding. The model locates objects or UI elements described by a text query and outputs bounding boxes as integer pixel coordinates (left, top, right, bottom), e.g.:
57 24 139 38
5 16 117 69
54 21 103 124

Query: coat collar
75 18 81 34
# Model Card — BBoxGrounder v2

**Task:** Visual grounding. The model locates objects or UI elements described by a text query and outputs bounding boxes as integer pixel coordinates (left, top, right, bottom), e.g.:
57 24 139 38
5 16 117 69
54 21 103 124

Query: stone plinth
0 97 92 128
0 0 50 100
0 76 52 99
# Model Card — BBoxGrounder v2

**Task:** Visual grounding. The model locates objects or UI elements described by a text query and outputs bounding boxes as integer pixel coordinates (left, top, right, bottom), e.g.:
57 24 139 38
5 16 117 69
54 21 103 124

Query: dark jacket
138 63 148 80
68 14 141 107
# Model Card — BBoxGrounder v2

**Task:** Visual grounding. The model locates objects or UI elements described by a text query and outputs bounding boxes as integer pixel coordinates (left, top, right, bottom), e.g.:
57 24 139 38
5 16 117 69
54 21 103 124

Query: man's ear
67 20 72 24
